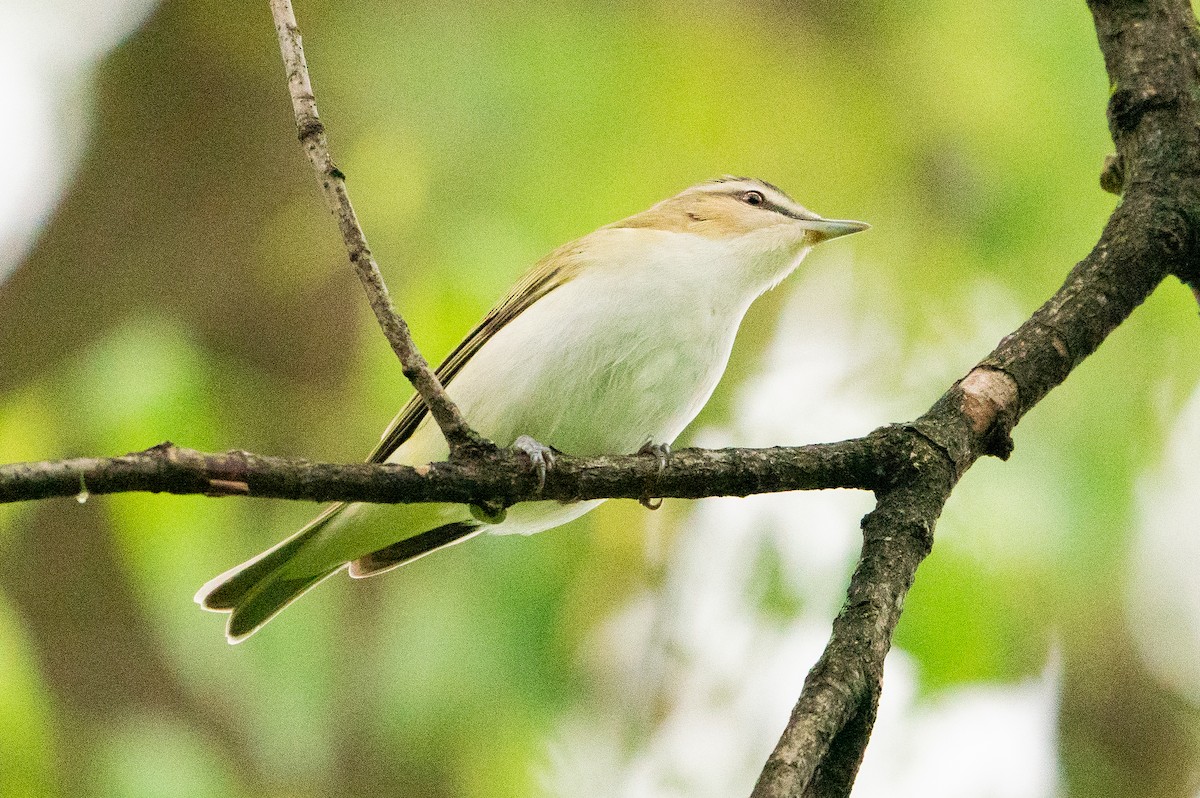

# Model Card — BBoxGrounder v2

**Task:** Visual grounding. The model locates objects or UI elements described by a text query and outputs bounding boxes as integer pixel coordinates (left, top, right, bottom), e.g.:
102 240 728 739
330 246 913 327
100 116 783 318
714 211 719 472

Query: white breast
445 231 756 456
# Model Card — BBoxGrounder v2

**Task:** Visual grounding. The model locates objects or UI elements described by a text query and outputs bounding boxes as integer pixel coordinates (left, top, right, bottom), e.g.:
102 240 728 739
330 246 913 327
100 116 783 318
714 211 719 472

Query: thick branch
753 463 950 796
751 1 1200 795
268 0 488 456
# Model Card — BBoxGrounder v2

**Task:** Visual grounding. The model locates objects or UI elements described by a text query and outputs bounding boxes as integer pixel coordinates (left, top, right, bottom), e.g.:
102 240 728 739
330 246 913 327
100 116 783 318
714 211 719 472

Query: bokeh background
1 1 1199 796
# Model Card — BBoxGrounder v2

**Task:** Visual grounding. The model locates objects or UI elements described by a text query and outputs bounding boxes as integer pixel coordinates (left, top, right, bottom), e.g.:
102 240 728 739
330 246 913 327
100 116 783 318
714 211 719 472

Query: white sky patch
543 256 1061 797
1128 380 1200 706
0 0 159 284
855 653 1062 798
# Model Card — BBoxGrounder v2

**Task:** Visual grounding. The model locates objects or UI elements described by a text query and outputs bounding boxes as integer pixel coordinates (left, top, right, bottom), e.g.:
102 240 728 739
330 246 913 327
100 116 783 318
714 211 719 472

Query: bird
196 176 868 642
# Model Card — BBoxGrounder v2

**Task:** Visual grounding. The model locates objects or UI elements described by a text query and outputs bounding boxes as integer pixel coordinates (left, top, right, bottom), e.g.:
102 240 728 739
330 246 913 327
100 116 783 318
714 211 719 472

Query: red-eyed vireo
197 177 868 641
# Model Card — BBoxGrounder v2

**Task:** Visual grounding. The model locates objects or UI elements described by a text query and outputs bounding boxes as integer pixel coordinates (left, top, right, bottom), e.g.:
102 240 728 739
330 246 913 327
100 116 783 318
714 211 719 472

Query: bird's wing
366 241 587 464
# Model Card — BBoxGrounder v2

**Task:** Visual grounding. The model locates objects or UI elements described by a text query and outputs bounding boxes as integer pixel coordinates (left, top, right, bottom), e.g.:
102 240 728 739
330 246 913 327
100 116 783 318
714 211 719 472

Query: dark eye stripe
764 199 796 217
728 186 816 221
765 198 818 221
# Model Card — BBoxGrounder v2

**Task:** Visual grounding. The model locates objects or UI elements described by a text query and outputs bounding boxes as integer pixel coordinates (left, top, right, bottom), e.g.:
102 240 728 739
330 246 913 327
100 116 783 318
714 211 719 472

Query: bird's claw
638 441 671 475
637 441 671 510
513 435 556 494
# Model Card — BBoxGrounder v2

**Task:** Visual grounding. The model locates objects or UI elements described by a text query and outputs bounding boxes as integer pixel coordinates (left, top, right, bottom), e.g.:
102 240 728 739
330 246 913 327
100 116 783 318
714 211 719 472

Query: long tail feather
349 520 480 578
196 504 344 611
196 505 349 642
198 504 477 642
225 566 343 643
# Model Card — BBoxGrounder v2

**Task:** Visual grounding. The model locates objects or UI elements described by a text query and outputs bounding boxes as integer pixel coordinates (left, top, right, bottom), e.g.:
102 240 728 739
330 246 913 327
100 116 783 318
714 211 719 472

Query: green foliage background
0 1 1197 795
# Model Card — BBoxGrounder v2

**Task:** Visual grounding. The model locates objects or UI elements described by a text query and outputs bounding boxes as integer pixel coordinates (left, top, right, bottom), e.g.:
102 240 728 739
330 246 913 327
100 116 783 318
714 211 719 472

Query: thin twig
0 436 892 507
268 0 488 456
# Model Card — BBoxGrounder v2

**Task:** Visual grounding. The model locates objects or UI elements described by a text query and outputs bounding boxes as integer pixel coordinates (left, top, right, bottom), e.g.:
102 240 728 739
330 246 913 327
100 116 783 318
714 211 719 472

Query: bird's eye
742 190 766 206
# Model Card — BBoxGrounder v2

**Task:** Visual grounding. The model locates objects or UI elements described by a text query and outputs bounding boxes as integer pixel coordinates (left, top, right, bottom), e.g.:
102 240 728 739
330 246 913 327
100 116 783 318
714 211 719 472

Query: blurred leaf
92 714 237 798
0 596 57 798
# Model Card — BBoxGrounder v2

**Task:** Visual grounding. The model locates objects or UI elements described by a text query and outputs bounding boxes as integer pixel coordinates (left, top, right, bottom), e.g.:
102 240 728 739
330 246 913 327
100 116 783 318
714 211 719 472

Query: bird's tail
196 502 482 642
195 504 346 643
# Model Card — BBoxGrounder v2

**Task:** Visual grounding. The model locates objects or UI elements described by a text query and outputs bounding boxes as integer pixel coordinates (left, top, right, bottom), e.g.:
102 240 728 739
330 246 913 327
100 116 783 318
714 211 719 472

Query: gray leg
636 441 671 509
513 435 556 493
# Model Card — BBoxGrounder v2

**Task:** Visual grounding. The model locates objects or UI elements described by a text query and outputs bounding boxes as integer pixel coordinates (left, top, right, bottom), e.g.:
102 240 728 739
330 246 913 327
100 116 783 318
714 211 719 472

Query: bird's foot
513 435 556 494
637 441 671 510
638 441 671 474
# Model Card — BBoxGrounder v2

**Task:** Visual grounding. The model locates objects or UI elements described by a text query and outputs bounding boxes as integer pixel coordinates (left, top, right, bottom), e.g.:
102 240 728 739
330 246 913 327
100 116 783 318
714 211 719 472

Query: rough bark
751 1 1200 794
0 435 891 506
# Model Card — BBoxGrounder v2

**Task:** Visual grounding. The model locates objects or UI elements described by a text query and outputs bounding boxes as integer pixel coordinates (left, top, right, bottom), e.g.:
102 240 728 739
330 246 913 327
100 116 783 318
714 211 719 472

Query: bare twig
0 437 891 507
268 0 488 456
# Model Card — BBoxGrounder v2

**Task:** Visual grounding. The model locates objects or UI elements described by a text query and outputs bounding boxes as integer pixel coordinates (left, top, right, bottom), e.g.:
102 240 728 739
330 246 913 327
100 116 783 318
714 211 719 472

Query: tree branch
750 1 1200 795
0 436 894 507
268 0 489 457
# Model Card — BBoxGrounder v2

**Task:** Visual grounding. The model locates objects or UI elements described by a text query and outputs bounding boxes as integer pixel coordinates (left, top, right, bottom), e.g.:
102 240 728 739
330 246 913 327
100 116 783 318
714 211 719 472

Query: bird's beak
801 217 870 244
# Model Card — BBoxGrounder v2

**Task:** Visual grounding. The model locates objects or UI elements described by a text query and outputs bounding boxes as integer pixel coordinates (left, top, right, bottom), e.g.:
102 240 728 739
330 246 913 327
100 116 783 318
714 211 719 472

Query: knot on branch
1100 153 1124 195
903 367 1018 483
296 116 324 143
1150 205 1196 265
447 433 503 464
144 440 179 457
1108 85 1175 134
959 368 1019 460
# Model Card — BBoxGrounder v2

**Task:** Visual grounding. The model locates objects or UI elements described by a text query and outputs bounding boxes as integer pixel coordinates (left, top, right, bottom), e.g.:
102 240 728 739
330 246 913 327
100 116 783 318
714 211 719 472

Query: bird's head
612 176 868 244
607 176 868 292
